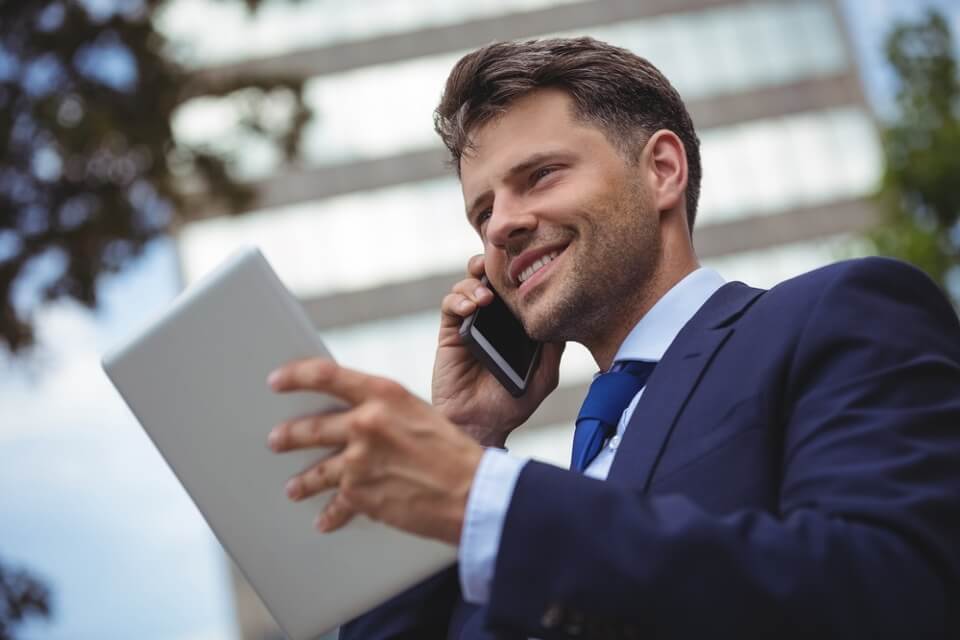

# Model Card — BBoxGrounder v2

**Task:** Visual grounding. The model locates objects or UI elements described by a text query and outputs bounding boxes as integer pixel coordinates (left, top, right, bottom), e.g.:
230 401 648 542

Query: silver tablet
102 247 455 640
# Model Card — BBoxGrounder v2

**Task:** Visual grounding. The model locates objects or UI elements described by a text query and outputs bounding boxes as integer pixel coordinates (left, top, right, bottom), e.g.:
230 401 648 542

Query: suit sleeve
484 259 960 639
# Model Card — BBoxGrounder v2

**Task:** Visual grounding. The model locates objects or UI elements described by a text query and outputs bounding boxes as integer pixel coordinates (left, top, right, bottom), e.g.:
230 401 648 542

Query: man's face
459 89 661 343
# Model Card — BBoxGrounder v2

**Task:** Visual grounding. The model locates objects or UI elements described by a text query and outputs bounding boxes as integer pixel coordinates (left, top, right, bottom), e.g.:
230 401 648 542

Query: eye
476 208 492 229
530 166 557 185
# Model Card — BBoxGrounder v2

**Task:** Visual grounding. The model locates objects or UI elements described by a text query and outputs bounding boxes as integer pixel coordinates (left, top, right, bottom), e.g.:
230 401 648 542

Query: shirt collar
612 267 726 364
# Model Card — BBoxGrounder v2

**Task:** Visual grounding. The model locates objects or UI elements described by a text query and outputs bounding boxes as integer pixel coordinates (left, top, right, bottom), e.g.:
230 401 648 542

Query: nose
486 196 537 250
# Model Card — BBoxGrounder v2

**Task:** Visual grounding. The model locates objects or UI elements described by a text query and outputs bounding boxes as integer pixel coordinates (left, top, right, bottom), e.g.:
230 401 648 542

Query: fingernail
474 287 487 299
267 370 281 387
285 479 299 500
459 299 473 312
267 429 281 450
314 514 327 532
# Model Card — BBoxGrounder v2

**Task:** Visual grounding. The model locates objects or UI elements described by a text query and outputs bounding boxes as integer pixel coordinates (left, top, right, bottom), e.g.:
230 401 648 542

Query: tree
0 561 51 640
0 0 312 631
0 0 311 353
868 10 960 300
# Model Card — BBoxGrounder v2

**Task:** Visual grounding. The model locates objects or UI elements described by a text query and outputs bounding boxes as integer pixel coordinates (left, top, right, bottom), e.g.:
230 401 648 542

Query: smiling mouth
517 250 561 285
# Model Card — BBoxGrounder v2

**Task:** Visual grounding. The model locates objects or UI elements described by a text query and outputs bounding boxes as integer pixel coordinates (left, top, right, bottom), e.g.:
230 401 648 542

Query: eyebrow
465 150 573 222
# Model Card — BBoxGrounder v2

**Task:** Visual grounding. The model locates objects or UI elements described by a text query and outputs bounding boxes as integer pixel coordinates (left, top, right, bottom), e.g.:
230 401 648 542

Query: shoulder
724 257 959 359
762 257 960 360
772 256 934 294
762 257 954 319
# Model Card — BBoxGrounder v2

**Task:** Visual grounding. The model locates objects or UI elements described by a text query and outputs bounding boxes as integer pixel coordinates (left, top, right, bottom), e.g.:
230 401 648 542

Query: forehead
459 89 597 193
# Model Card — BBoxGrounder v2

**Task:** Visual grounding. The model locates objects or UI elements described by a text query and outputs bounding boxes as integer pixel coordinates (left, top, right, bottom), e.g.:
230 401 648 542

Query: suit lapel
607 282 764 490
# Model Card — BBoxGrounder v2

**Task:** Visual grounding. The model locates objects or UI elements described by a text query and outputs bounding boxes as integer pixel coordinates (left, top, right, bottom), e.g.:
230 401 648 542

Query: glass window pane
180 107 881 296
703 234 871 290
794 1 848 73
157 0 588 67
696 107 880 225
179 176 476 296
172 1 852 171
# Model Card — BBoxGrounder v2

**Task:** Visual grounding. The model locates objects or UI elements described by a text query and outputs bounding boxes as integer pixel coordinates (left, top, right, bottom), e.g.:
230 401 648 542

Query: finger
467 254 485 279
452 278 493 305
315 491 356 533
451 277 485 299
285 454 344 501
440 279 494 327
268 411 349 452
441 292 477 320
268 358 377 405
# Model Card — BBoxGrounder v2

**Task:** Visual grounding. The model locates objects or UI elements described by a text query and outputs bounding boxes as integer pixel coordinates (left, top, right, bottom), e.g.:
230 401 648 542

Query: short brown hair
434 37 702 230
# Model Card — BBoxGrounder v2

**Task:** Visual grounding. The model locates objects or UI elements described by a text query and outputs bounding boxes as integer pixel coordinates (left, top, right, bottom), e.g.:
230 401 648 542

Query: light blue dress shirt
458 267 727 604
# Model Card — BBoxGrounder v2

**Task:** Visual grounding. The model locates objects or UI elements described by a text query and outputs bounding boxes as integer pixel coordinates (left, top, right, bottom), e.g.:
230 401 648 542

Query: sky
2 1 959 638
1 239 239 640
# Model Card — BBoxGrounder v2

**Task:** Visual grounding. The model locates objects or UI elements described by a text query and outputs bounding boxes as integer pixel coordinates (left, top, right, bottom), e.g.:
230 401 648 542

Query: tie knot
571 359 657 472
611 359 658 377
577 360 657 426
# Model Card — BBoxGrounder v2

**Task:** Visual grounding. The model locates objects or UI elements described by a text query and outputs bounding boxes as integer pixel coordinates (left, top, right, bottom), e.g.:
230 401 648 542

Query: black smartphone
458 276 542 397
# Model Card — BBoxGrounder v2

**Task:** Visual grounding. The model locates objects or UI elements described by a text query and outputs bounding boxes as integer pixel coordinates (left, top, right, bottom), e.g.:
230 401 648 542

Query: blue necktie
571 360 657 472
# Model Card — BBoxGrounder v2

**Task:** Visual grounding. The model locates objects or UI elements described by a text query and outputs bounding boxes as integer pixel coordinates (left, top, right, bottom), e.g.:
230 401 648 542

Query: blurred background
1 0 958 638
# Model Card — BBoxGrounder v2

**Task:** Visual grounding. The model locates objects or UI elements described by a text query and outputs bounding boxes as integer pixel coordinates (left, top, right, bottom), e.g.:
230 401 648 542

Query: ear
644 129 688 214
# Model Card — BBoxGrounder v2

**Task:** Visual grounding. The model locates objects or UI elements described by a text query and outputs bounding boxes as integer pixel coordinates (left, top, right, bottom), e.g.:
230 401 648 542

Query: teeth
518 251 559 284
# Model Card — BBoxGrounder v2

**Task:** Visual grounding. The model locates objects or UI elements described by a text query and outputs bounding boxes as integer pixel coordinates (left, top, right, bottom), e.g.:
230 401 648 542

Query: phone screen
472 288 539 377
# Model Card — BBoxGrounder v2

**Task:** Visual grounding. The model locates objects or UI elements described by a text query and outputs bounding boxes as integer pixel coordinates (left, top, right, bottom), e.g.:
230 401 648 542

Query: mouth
510 244 568 294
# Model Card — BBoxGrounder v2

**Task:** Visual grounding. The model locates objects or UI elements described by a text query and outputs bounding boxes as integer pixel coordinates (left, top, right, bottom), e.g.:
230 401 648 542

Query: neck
586 236 699 371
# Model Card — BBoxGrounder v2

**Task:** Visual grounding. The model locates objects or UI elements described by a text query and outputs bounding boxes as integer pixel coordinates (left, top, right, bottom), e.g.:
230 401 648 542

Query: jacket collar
607 281 765 489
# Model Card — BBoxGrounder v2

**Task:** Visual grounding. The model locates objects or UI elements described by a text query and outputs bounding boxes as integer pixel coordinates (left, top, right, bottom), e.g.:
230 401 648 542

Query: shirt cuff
458 447 527 604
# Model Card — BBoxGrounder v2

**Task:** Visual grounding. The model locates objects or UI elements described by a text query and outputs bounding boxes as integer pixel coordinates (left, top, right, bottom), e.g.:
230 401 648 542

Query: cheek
483 248 508 285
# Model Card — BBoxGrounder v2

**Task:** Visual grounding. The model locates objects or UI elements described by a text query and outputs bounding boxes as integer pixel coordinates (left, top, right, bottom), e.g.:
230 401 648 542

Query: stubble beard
521 181 661 346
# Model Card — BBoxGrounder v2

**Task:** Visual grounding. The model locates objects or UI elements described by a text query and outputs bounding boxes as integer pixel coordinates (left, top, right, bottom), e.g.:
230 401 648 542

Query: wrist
459 424 508 448
433 403 513 447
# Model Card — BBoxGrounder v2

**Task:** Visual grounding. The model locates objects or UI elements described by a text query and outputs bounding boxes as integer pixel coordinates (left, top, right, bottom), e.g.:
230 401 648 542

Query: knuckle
305 359 337 386
373 378 406 401
308 417 324 441
441 293 461 310
453 279 479 296
365 404 385 429
342 444 366 467
366 492 386 520
349 407 378 436
339 484 359 507
310 464 327 486
368 400 394 427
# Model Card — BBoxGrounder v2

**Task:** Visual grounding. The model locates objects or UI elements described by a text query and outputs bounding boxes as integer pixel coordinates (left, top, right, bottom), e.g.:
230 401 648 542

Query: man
266 38 960 638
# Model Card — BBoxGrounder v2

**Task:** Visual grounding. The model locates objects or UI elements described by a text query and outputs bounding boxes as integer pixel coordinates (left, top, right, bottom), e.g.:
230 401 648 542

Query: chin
524 321 552 343
516 302 550 341
521 298 574 342
522 274 609 344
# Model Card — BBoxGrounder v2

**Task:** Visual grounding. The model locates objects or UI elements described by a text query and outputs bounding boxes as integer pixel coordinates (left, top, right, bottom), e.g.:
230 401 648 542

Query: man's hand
267 358 484 545
433 255 564 447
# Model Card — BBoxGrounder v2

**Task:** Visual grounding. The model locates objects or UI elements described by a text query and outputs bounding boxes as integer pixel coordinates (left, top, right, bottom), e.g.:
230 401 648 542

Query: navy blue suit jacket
342 258 960 639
